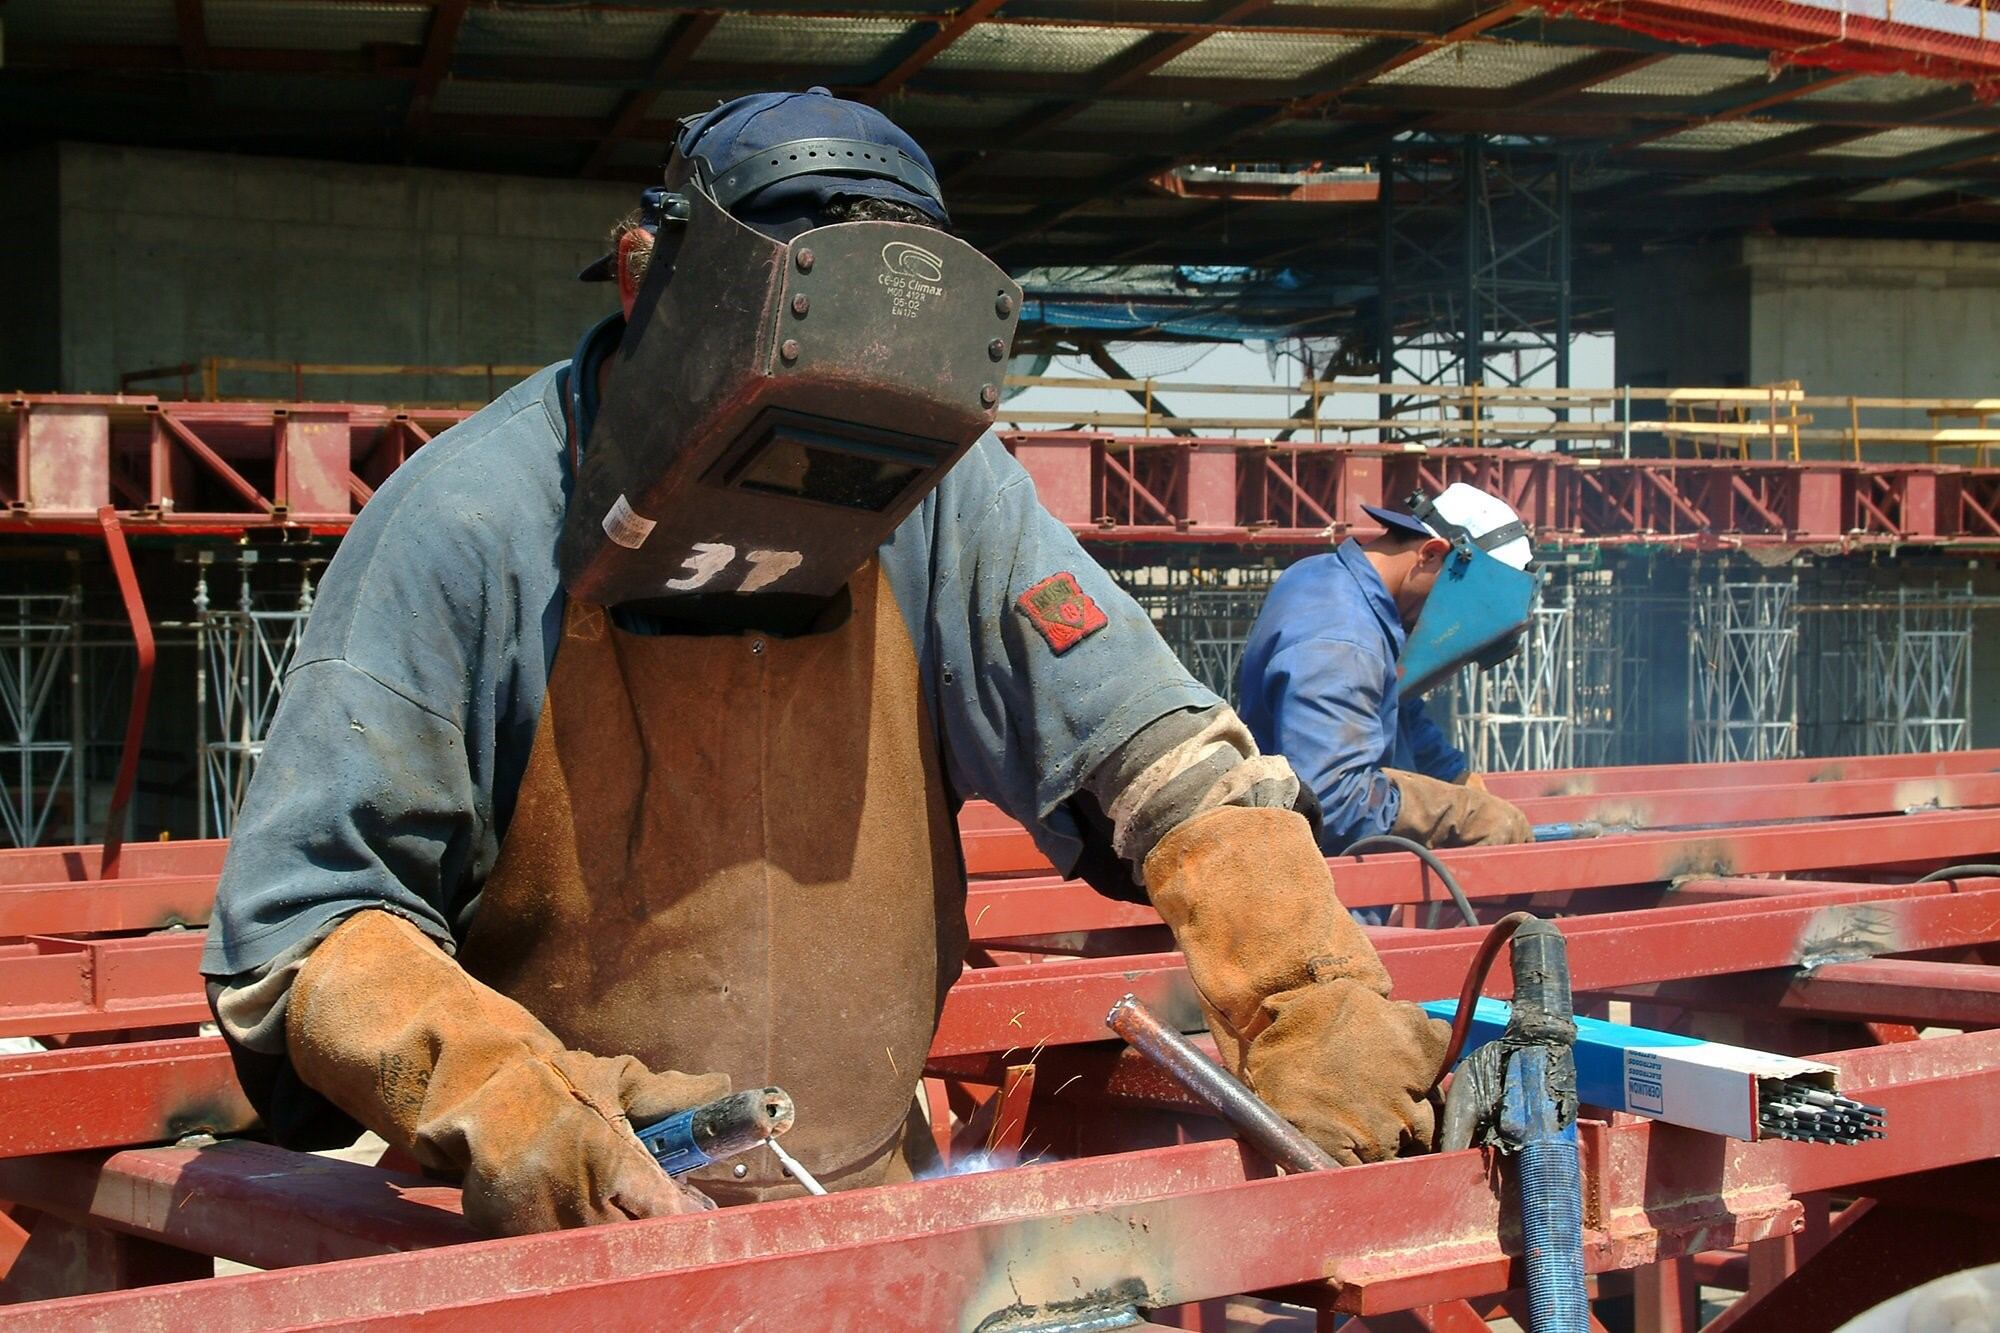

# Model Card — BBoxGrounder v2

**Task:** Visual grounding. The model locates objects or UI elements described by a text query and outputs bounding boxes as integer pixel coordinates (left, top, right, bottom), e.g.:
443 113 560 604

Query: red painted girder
962 809 2000 919
0 870 1991 1045
0 840 225 888
0 875 216 937
934 882 2000 1057
1481 749 2000 800
11 1028 1996 1329
0 1139 473 1267
958 772 2000 877
0 1037 251 1157
1596 957 2000 1030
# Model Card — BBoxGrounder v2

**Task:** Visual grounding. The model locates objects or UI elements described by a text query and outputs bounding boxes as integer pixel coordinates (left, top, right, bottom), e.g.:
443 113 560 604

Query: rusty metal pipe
97 507 155 881
1105 994 1337 1174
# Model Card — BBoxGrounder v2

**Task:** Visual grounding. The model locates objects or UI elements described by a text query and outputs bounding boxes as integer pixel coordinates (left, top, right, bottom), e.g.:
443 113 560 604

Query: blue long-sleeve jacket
1237 542 1469 852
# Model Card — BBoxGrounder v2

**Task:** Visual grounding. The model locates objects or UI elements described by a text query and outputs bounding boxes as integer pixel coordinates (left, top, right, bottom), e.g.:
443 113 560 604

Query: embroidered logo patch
1017 572 1108 654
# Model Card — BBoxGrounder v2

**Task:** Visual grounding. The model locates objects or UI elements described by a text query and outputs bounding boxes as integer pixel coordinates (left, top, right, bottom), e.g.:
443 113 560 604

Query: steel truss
0 575 83 850
1377 135 1573 435
1690 567 1801 764
1108 563 1279 700
193 553 321 838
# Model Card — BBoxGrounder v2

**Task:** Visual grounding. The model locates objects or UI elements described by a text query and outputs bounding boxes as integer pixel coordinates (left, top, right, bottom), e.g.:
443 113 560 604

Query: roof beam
405 0 471 135
860 0 1009 106
578 12 719 179
986 0 1537 254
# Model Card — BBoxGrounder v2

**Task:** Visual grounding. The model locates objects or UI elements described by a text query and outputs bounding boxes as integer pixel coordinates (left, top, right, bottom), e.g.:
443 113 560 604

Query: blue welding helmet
1395 486 1539 697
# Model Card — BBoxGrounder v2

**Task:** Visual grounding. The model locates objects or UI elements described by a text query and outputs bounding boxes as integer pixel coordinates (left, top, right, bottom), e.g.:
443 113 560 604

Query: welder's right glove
1145 806 1448 1166
287 909 728 1236
1386 767 1532 847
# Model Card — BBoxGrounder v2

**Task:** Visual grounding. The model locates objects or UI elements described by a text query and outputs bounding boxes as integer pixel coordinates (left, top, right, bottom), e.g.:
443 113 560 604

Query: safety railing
998 375 2000 464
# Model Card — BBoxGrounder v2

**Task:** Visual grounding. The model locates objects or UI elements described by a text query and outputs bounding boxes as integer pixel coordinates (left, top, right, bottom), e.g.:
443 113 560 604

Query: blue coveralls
1237 541 1469 853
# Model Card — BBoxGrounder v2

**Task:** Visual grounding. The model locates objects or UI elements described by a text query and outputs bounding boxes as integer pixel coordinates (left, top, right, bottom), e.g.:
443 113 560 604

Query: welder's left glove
1145 805 1448 1166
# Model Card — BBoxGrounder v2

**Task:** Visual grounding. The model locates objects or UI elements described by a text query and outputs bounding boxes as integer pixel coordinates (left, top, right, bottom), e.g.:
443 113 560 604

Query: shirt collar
1333 539 1407 653
560 312 627 467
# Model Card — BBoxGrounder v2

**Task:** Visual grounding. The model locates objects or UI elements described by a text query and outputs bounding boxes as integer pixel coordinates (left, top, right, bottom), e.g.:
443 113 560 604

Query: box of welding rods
1423 998 1886 1145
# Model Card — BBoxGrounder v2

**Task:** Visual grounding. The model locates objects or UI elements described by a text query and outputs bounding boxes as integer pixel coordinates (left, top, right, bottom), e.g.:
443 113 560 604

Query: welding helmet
561 89 1022 624
1371 484 1538 697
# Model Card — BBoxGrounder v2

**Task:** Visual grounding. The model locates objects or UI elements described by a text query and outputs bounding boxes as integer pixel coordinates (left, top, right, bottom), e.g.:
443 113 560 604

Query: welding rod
1106 994 1337 1174
768 1135 828 1196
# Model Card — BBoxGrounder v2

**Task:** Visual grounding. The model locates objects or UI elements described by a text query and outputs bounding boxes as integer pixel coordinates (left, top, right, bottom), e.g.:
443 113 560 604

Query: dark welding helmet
562 89 1022 623
1388 484 1539 696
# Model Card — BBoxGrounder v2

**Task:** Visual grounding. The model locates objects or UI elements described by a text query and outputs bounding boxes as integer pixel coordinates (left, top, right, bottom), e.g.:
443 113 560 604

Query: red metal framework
9 396 2000 548
0 753 1990 1326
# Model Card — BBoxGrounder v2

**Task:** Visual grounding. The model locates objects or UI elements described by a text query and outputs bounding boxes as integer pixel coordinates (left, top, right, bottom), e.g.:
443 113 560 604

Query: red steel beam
1481 749 2000 799
934 882 2000 1057
1596 957 2000 1030
0 1038 251 1157
10 1028 1994 1329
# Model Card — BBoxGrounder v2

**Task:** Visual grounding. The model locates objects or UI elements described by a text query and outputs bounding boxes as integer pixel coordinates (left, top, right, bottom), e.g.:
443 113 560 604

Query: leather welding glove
1145 806 1448 1166
1457 770 1487 791
286 909 729 1236
1386 768 1531 847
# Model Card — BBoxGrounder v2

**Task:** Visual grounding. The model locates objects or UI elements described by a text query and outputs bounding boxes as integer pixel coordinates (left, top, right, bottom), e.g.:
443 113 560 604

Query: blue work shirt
1237 542 1468 852
203 321 1213 979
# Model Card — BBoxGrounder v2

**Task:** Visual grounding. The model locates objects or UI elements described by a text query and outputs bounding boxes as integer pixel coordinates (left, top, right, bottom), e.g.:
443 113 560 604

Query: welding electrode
636 1088 796 1178
767 1135 829 1196
1755 1080 1885 1146
1105 993 1338 1174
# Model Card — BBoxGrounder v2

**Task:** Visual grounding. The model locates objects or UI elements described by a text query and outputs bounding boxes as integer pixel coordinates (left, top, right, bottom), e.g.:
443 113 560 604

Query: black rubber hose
1917 864 2000 883
1342 833 1479 927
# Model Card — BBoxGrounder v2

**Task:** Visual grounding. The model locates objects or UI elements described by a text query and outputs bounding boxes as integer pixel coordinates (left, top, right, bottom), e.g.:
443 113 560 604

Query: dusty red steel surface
0 751 1989 1327
6 396 2000 547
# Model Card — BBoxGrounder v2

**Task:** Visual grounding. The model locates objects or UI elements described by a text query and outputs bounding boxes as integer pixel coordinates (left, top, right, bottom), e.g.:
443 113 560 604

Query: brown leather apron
459 564 965 1203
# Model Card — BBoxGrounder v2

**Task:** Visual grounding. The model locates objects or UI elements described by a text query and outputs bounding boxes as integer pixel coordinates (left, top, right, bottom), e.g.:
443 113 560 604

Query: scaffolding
1446 577 1577 774
0 577 84 849
1109 563 1281 702
194 553 321 838
1376 135 1574 439
1803 575 1979 757
1689 569 1801 764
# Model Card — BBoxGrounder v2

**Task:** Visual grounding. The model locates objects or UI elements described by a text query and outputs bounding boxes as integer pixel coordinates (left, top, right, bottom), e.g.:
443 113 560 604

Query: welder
201 89 1447 1236
1237 485 1538 853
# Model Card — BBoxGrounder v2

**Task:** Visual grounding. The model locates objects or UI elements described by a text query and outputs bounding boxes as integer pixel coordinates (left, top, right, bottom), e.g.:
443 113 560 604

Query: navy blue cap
1360 502 1437 541
580 87 946 281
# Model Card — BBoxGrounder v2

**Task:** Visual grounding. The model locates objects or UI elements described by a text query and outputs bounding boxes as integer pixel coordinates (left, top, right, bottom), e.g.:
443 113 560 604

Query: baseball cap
1361 483 1533 570
580 87 946 281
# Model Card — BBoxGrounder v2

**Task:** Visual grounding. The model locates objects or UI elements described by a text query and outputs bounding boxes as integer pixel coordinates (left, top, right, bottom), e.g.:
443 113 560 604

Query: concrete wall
37 143 636 403
0 147 63 395
1745 235 2000 401
1610 234 2000 403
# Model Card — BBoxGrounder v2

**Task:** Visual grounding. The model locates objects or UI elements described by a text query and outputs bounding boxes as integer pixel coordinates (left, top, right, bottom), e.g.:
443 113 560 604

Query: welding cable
1341 834 1478 928
1431 911 1535 1094
1917 863 2000 883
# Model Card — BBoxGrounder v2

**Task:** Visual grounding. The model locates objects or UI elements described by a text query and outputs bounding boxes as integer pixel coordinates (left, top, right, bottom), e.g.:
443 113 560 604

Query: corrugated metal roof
930 23 1152 75
212 72 403 114
1063 99 1233 136
1373 41 1601 91
1646 120 1807 152
1846 177 1965 202
4 0 179 46
889 93 1044 133
457 8 676 64
1586 53 1770 98
698 15 908 73
430 82 624 120
1152 31 1373 81
206 1 429 51
1797 73 1953 105
1816 125 1992 160
1667 173 1809 195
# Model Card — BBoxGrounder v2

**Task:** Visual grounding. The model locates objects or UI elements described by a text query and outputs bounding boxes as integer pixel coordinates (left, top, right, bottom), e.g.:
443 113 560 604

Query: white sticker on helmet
602 494 656 550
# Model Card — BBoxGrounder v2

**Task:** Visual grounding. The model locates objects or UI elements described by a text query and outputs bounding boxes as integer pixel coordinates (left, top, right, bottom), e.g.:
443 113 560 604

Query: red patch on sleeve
1016 572 1109 654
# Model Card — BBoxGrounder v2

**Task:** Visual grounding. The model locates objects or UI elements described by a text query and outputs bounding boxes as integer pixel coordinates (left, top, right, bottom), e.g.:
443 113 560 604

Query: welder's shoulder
299 367 568 665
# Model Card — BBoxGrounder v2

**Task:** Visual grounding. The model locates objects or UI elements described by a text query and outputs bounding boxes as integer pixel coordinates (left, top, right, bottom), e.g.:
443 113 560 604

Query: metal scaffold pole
0 560 85 848
194 552 320 839
1689 566 1800 764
